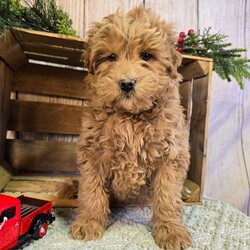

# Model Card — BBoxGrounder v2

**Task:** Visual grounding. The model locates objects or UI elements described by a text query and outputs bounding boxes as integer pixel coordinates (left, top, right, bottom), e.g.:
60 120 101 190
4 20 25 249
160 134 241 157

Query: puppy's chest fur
91 112 167 200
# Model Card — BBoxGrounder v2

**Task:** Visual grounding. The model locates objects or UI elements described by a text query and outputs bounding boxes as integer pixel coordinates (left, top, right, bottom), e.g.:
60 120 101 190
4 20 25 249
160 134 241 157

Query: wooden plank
84 0 143 36
25 53 83 67
5 139 78 172
2 177 200 207
11 28 86 50
0 161 13 191
2 192 79 207
13 63 90 99
188 74 211 197
8 100 84 135
0 61 13 160
4 180 58 193
179 60 210 81
145 0 198 34
22 42 83 64
0 30 28 70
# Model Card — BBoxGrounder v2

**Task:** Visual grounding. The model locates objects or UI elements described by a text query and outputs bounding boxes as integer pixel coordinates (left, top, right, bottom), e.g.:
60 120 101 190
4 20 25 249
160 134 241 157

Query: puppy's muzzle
119 78 136 93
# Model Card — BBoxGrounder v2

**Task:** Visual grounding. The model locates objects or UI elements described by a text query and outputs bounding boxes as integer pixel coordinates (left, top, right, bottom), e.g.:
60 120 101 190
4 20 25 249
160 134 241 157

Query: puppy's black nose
119 79 136 93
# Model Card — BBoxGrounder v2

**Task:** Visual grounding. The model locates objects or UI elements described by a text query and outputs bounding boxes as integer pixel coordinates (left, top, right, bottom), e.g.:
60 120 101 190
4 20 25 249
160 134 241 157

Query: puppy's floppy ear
169 45 182 69
161 22 182 69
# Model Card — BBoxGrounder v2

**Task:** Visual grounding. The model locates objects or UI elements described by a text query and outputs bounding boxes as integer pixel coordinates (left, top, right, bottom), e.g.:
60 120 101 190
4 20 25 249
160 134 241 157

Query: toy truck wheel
32 218 48 240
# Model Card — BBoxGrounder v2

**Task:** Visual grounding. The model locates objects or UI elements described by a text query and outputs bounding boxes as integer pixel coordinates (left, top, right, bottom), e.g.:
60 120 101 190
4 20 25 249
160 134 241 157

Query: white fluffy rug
23 197 250 250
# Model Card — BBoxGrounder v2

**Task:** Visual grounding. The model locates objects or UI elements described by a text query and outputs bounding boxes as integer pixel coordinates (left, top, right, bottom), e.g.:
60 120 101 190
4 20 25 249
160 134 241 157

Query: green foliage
176 28 250 89
0 0 77 37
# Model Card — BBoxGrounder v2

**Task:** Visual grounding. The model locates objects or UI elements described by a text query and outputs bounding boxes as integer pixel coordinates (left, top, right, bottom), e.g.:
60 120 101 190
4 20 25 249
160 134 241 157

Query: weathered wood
0 161 13 191
84 0 143 35
3 192 79 207
21 42 83 66
188 73 211 200
13 63 90 99
5 139 78 172
145 0 198 32
0 61 13 160
4 180 58 193
8 100 84 135
0 30 28 70
12 28 86 50
2 175 199 207
179 60 210 82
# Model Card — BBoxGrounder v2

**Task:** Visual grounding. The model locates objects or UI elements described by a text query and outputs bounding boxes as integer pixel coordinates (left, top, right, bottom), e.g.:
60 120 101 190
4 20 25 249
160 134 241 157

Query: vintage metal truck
0 194 55 250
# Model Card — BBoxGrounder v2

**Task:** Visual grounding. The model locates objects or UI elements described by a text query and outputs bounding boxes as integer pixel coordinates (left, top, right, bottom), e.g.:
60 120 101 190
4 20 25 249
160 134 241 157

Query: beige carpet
23 197 250 250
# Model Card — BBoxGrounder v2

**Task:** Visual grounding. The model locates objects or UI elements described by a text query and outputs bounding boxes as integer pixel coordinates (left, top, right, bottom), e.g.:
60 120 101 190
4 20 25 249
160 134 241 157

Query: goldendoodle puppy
57 6 192 249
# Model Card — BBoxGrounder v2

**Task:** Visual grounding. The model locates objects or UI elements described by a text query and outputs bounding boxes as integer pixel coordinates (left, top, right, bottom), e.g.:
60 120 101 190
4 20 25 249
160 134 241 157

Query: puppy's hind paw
54 179 79 199
153 224 192 250
70 220 104 241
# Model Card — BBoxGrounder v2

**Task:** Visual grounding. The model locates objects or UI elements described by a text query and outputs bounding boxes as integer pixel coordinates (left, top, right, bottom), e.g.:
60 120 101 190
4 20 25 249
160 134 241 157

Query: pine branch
176 28 250 88
0 0 77 37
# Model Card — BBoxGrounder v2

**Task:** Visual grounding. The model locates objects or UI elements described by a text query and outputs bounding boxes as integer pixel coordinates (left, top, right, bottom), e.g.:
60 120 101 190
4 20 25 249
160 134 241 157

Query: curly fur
56 6 192 249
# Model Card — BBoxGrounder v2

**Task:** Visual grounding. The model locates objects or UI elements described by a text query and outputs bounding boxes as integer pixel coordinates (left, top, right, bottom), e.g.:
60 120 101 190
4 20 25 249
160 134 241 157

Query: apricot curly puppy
57 6 192 250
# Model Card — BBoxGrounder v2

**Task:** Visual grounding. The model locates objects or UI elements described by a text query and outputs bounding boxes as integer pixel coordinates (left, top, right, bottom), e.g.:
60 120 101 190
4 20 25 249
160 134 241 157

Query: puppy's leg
70 169 109 241
152 160 192 250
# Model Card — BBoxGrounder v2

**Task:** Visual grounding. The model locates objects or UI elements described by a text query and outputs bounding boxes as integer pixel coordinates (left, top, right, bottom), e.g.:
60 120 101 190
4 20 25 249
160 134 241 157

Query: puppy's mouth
122 90 135 99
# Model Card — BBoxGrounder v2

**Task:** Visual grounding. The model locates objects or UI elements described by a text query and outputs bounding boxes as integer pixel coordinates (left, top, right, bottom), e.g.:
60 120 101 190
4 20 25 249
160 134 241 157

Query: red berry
188 29 195 36
179 31 186 37
177 47 183 53
177 37 184 44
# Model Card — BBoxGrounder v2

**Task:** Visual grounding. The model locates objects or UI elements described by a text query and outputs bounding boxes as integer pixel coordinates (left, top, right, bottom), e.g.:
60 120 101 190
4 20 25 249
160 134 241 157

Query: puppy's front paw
70 219 104 241
153 224 192 250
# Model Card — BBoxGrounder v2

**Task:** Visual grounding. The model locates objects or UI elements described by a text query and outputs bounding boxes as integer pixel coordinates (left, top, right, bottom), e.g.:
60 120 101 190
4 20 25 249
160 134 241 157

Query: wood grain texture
8 100 84 135
0 61 13 160
0 30 27 70
0 161 13 191
13 63 89 99
188 75 211 201
199 0 250 215
5 139 78 172
145 0 198 32
84 0 143 35
179 60 210 81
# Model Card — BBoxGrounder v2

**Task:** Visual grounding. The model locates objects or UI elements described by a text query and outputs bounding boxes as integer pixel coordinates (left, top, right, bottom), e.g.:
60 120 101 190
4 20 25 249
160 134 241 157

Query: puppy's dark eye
141 52 152 61
107 54 117 62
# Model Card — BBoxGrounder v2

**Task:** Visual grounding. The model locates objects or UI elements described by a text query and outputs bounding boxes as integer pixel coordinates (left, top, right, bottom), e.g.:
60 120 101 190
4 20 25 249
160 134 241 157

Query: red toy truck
0 194 55 250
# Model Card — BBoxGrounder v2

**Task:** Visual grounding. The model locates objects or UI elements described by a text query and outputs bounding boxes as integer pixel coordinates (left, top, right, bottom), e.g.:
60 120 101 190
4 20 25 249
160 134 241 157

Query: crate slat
5 139 78 172
2 175 200 207
13 63 89 99
8 100 84 135
21 42 82 62
188 70 212 200
0 30 28 70
12 28 86 50
179 60 210 81
25 53 83 67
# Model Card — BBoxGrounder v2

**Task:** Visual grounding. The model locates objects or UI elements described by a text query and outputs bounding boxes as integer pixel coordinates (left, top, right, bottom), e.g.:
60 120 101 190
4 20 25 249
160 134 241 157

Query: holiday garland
0 0 77 37
176 28 250 89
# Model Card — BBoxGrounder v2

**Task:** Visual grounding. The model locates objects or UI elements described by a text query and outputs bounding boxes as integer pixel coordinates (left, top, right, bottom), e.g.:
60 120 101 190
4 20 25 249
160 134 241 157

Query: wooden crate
0 28 212 207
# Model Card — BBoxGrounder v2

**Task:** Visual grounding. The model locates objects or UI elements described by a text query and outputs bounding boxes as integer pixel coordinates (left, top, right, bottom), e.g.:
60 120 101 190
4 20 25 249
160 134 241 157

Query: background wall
55 0 250 215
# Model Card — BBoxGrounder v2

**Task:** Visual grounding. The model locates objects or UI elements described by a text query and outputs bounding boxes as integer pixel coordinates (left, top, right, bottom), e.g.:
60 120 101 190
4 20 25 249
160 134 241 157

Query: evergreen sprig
176 28 250 89
0 0 77 37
